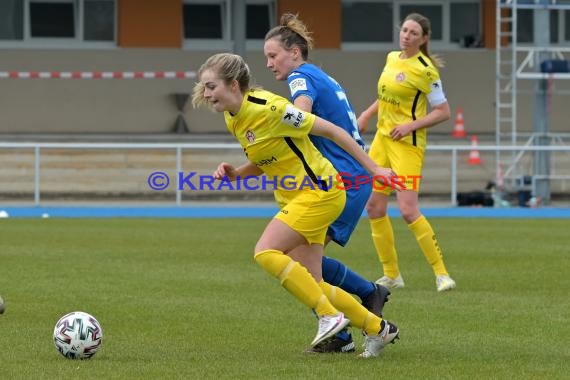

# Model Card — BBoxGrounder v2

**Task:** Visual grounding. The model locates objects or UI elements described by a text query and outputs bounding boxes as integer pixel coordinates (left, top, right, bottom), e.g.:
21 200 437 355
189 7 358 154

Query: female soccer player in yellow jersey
192 53 401 357
358 13 456 292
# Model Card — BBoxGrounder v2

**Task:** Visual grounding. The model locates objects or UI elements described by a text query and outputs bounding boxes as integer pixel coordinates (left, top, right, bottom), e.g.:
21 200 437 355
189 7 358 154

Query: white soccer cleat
436 275 456 292
375 274 405 289
359 321 400 358
310 313 350 347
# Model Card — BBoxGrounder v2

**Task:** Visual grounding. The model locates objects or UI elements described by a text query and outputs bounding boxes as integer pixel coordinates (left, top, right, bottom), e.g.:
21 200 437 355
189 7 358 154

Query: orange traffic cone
468 135 482 165
453 107 467 138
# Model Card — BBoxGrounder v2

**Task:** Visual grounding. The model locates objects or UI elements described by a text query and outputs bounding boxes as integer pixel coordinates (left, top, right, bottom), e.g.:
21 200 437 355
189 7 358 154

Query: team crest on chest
396 72 406 82
245 129 255 143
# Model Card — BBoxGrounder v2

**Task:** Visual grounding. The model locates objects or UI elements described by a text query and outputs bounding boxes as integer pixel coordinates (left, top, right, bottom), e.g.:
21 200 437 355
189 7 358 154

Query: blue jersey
287 63 368 179
287 63 370 247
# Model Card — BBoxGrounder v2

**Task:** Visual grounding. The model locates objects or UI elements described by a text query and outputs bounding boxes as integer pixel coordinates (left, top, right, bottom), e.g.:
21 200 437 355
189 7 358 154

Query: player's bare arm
357 100 379 133
311 117 404 191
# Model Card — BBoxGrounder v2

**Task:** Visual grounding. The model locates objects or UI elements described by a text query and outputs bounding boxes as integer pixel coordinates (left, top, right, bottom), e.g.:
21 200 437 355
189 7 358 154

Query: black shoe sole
304 338 356 354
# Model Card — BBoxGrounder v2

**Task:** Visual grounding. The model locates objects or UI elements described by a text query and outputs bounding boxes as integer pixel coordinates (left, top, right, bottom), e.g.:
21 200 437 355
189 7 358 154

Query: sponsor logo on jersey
289 78 307 95
282 104 305 128
255 156 278 166
380 95 400 107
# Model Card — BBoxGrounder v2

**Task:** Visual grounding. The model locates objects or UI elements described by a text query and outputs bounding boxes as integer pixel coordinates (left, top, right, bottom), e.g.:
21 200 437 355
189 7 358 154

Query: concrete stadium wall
1 48 569 137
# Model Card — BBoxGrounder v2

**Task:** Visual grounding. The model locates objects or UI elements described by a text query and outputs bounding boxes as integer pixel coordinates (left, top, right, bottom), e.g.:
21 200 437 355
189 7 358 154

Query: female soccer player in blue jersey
358 13 456 292
262 13 391 353
192 52 401 358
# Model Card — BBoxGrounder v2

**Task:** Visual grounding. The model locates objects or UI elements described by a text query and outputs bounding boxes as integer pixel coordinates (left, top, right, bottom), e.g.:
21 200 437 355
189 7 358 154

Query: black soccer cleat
361 283 391 317
304 328 356 354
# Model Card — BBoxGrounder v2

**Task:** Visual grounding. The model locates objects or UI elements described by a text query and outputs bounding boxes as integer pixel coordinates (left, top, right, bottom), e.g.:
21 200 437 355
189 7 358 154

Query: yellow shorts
275 187 346 245
369 132 424 195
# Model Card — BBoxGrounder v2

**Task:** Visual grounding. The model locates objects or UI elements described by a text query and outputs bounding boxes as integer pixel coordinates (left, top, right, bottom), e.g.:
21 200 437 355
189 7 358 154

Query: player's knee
399 205 420 223
366 200 386 219
254 249 290 279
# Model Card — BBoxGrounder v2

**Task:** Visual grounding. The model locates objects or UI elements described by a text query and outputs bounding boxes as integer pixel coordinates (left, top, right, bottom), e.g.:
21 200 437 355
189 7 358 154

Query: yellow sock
319 280 381 336
370 216 400 279
408 215 449 276
254 249 337 317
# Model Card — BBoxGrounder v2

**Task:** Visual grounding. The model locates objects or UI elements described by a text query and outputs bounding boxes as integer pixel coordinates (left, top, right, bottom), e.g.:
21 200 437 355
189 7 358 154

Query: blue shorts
327 179 372 246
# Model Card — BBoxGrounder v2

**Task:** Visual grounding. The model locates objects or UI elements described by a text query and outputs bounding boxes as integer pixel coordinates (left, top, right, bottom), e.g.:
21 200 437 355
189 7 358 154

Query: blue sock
321 256 375 300
335 328 352 341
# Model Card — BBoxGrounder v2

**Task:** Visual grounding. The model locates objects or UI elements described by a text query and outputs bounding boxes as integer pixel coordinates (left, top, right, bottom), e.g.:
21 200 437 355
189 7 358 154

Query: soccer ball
53 311 103 359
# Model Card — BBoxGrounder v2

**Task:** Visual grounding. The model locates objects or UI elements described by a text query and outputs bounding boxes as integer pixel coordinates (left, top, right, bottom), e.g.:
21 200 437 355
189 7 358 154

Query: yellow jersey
224 89 340 202
376 50 441 151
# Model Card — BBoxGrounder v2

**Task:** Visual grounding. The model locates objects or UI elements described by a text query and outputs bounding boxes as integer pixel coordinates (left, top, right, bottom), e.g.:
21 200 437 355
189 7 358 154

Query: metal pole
34 146 41 206
176 147 182 206
533 0 551 204
232 0 247 58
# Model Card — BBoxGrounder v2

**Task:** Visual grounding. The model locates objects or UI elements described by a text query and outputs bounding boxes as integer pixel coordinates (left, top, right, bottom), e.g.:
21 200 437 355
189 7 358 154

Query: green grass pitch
0 218 568 379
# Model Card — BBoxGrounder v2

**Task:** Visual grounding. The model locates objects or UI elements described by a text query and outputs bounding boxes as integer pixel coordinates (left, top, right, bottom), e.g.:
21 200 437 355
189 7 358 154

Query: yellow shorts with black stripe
274 186 346 245
369 131 424 195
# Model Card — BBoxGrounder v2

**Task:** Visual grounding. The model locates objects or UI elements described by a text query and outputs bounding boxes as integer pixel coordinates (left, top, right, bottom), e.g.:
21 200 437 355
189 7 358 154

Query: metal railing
1 142 569 207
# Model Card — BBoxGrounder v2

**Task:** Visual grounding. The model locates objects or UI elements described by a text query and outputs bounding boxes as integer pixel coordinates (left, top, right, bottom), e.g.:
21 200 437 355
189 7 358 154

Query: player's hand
213 162 238 181
390 124 413 141
373 167 406 191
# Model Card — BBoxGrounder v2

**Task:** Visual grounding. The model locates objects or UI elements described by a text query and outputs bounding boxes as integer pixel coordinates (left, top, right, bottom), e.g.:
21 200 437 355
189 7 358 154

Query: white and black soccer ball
53 311 103 359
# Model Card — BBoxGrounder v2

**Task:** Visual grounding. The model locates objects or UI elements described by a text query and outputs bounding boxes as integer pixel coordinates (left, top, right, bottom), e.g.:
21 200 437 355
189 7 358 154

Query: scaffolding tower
495 0 570 204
